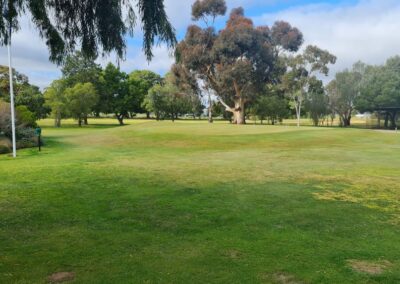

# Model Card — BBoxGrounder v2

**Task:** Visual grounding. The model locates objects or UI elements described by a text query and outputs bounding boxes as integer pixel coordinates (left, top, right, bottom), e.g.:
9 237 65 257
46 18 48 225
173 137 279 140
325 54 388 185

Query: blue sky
1 0 399 88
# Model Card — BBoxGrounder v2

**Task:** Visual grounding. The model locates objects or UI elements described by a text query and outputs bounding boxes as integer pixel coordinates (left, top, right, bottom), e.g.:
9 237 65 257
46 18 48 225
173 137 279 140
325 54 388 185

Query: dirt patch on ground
47 271 75 283
226 249 242 259
347 259 392 275
259 272 302 284
273 273 302 284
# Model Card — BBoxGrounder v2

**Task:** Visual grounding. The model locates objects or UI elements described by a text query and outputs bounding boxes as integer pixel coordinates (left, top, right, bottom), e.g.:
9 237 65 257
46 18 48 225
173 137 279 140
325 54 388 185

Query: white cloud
253 0 400 80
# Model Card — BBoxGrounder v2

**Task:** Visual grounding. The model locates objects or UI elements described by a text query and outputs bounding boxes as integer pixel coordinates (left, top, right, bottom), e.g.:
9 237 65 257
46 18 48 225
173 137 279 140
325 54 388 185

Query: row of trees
327 58 400 128
43 52 205 126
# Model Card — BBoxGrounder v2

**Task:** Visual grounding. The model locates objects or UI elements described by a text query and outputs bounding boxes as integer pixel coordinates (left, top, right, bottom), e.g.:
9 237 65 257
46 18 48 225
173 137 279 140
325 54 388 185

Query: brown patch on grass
47 271 75 283
259 272 302 284
347 259 392 275
273 273 302 284
223 249 243 260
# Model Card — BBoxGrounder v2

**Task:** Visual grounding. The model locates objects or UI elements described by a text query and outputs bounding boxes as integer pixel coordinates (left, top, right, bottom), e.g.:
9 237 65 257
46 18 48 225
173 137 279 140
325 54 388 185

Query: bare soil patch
47 271 75 283
347 259 392 275
259 272 302 284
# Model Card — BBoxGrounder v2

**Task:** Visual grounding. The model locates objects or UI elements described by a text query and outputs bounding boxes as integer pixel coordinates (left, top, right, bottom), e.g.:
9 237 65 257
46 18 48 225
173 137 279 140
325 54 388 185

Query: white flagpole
7 20 17 158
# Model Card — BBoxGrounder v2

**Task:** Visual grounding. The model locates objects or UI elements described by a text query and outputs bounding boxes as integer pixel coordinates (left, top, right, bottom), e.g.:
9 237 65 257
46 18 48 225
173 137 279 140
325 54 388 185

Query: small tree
44 79 67 127
282 45 336 127
327 62 364 127
99 63 134 125
64 83 98 126
143 84 167 120
15 85 49 119
305 79 328 126
128 70 162 118
192 0 227 25
252 95 288 125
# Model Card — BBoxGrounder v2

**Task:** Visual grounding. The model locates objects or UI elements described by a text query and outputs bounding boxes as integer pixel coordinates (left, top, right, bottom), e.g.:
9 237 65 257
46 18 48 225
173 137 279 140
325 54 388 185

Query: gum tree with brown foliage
192 0 227 25
175 4 303 124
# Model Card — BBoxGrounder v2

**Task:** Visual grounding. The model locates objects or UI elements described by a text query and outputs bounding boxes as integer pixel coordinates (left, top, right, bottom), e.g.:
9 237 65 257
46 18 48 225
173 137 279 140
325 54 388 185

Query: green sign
34 127 42 136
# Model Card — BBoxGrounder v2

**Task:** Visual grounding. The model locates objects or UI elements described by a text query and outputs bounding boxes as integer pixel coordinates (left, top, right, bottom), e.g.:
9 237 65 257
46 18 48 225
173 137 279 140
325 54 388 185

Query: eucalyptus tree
176 3 303 124
282 45 336 127
0 0 176 63
327 62 365 127
192 0 227 25
304 78 328 126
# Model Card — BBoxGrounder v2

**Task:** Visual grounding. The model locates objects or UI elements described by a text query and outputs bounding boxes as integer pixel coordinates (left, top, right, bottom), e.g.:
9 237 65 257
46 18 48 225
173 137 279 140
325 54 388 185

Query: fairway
1 120 400 283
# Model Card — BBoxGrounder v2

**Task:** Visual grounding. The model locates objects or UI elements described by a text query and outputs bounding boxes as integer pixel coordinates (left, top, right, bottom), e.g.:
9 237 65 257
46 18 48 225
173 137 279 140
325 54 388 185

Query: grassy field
1 119 399 283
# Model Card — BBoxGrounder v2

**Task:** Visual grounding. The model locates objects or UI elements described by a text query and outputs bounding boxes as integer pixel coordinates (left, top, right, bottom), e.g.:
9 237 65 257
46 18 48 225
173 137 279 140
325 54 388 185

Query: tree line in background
1 0 400 139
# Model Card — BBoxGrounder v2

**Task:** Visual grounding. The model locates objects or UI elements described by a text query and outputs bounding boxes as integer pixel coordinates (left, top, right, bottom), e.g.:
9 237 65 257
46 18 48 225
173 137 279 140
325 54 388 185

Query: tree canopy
0 0 176 63
176 3 304 124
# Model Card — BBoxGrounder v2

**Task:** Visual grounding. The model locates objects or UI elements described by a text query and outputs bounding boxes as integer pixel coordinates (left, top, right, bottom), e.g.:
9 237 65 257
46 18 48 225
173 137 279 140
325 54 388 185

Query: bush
0 101 37 151
16 105 37 127
0 137 11 154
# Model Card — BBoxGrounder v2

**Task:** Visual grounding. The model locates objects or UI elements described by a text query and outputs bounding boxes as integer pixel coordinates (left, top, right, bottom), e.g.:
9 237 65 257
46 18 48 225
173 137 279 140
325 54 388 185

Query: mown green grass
1 119 399 283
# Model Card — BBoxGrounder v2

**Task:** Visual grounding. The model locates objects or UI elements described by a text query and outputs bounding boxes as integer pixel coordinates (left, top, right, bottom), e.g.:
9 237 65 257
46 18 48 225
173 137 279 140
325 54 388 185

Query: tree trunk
384 113 389 128
342 115 351 127
84 115 88 125
232 98 245 124
146 112 151 119
78 115 82 127
208 93 213 123
377 112 381 128
389 111 397 129
295 102 301 127
55 111 61 128
116 114 124 125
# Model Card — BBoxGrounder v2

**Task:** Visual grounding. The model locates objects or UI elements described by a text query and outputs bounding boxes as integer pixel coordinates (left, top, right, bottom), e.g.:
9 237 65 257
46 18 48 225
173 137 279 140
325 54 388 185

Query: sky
0 0 399 89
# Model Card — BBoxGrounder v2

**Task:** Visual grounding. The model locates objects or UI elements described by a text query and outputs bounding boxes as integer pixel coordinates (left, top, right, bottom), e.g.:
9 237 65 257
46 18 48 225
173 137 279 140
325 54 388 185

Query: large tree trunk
146 112 151 119
218 97 246 124
78 115 82 127
83 115 88 125
232 98 245 124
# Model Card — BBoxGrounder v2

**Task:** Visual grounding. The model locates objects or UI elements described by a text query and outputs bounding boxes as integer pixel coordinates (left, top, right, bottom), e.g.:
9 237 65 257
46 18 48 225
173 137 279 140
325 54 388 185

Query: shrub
0 136 11 154
0 101 37 151
16 105 37 128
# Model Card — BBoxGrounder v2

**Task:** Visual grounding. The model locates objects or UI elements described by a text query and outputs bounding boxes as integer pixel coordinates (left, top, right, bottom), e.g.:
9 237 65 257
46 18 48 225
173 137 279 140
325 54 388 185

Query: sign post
34 127 42 152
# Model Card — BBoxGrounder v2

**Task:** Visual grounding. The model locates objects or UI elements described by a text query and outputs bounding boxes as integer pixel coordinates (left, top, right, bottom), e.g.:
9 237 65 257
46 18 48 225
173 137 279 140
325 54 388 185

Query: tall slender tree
282 45 336 127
